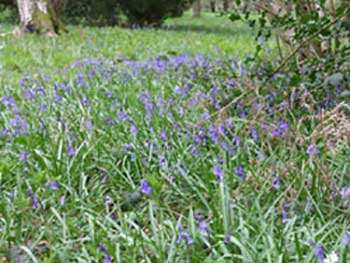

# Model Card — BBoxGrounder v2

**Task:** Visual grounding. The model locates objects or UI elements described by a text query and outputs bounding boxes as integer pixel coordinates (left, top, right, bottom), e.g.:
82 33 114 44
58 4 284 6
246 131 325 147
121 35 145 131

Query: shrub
0 3 17 24
117 0 192 27
63 0 120 26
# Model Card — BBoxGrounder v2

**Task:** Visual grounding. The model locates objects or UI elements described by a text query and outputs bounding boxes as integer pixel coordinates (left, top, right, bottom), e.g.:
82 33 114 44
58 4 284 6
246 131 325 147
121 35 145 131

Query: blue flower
224 230 232 244
341 187 350 199
60 195 65 206
307 144 319 158
344 232 350 246
45 179 59 191
176 223 193 245
130 125 138 136
86 119 93 130
140 179 152 196
315 246 324 262
272 176 281 189
199 220 208 234
104 254 112 263
250 126 259 141
67 146 75 156
213 165 223 183
234 166 244 180
19 151 28 162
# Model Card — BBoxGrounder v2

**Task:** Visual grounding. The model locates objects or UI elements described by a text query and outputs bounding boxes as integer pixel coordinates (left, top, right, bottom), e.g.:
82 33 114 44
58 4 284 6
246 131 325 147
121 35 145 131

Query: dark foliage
63 0 120 26
117 0 193 27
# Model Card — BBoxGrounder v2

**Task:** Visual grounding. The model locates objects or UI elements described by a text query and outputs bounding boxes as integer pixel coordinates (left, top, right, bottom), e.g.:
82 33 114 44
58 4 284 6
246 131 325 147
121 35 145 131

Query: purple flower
315 246 324 262
199 220 208 234
341 187 350 199
19 151 28 162
224 231 232 244
234 136 241 148
45 179 59 190
117 110 128 121
250 126 259 141
86 119 93 130
176 223 193 245
234 166 244 180
185 234 193 245
282 209 288 223
140 179 152 196
32 195 39 209
272 120 290 137
67 146 75 156
104 254 112 263
272 177 281 189
160 131 167 141
98 245 107 252
130 125 138 136
344 232 350 246
307 144 319 158
105 195 113 206
60 195 65 206
208 125 220 145
221 142 235 155
213 165 223 183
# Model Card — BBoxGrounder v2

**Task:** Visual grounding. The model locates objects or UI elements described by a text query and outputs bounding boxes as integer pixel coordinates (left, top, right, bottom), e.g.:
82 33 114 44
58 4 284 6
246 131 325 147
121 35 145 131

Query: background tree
210 1 216 12
118 0 191 26
223 0 229 11
16 0 66 35
192 0 201 17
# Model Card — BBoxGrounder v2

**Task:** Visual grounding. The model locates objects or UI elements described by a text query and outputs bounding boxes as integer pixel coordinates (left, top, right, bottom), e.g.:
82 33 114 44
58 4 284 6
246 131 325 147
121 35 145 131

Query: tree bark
16 0 66 35
193 0 201 18
210 1 216 12
223 0 229 11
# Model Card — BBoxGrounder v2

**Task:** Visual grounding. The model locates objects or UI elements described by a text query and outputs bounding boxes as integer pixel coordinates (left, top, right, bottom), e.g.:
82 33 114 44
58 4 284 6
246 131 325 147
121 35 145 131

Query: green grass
0 12 258 85
0 11 349 263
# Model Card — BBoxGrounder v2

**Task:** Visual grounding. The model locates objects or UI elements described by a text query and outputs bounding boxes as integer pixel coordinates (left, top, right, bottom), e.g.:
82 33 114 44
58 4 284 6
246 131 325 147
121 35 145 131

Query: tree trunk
16 0 66 35
210 1 216 12
223 0 229 11
193 0 201 18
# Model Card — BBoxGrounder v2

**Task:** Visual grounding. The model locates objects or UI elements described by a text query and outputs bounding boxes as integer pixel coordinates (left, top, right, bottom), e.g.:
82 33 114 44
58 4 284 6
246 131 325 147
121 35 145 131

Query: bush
117 0 192 27
63 0 120 26
0 3 17 24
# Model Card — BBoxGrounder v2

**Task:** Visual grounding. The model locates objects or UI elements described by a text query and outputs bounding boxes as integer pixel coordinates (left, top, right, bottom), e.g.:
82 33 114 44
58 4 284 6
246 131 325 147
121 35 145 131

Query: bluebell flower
130 125 138 136
224 230 232 244
105 195 113 206
250 126 259 141
86 119 93 130
67 146 75 156
199 220 208 234
315 246 324 262
45 179 59 191
104 254 112 263
213 165 223 183
341 187 350 199
60 195 65 206
343 232 350 246
272 176 281 189
234 166 244 180
19 151 28 162
98 245 107 252
282 209 288 223
307 144 319 158
140 179 152 196
160 131 167 141
176 223 193 245
117 110 128 121
234 136 241 148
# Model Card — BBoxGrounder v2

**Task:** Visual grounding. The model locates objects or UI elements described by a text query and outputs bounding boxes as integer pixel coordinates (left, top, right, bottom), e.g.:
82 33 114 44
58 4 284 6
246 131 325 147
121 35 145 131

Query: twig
267 18 340 80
